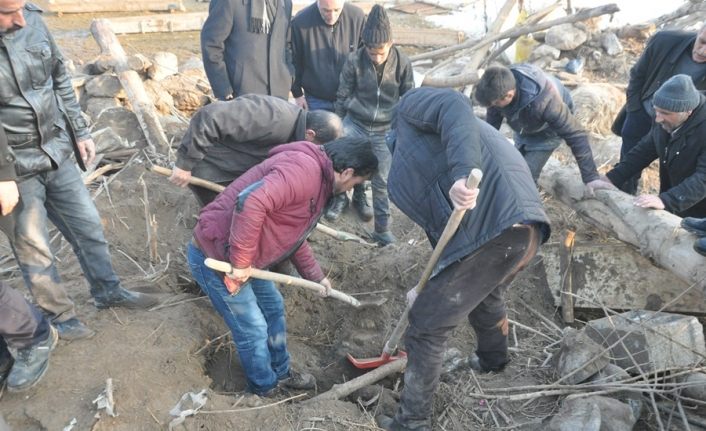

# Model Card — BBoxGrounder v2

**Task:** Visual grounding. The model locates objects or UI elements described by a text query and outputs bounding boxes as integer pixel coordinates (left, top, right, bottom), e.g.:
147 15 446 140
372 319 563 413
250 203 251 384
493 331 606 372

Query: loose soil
0 4 678 431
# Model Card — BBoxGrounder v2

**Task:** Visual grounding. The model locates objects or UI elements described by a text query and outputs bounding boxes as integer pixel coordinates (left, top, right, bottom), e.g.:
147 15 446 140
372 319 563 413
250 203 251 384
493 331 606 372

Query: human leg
342 117 374 222
618 108 652 194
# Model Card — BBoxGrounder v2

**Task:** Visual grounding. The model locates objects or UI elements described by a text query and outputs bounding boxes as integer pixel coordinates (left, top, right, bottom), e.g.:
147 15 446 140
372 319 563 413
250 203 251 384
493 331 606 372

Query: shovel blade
346 350 407 370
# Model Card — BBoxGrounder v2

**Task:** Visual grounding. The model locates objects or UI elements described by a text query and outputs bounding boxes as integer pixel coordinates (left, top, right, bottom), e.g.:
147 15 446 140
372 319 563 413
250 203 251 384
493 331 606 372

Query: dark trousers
618 107 652 195
0 281 50 358
188 180 232 208
394 224 541 428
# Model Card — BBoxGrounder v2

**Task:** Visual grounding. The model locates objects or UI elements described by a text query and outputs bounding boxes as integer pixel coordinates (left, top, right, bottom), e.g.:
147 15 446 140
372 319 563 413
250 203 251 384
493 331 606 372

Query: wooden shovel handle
204 258 361 307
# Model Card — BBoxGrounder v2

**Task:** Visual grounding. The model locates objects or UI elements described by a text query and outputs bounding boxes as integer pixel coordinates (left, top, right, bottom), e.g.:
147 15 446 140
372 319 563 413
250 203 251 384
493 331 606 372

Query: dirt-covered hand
448 178 479 210
585 177 616 197
169 167 192 188
634 194 665 210
77 138 96 166
319 277 332 297
0 180 19 216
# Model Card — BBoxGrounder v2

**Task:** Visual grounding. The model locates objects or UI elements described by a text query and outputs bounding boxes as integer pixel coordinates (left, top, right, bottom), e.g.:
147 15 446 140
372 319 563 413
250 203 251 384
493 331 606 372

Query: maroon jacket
193 141 333 282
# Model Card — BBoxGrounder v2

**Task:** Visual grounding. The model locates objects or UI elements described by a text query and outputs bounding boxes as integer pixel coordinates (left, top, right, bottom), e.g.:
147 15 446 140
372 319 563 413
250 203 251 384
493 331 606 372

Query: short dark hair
323 137 378 178
474 65 516 107
306 110 343 144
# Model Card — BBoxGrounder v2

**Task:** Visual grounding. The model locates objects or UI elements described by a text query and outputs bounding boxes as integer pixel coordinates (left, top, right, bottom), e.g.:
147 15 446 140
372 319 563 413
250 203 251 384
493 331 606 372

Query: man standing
201 0 293 101
475 63 608 192
613 24 706 194
291 0 365 111
376 87 550 431
605 75 706 218
188 137 377 396
0 0 158 341
290 0 370 222
169 94 342 206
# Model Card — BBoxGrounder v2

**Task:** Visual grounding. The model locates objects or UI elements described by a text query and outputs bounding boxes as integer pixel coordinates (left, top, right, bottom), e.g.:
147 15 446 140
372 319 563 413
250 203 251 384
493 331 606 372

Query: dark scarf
248 0 277 34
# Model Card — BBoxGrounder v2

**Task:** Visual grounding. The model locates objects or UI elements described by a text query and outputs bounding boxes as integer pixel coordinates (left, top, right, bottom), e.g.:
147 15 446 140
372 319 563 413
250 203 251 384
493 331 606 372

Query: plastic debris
168 389 208 430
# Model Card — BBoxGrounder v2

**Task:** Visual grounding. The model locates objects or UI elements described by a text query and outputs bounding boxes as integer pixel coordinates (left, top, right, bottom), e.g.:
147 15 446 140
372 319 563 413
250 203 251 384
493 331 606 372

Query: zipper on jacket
370 60 382 132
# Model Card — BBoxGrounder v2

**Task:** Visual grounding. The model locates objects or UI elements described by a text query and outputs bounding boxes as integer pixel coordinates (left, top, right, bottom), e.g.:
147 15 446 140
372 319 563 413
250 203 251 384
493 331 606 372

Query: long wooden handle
204 258 361 307
383 169 483 355
149 165 372 245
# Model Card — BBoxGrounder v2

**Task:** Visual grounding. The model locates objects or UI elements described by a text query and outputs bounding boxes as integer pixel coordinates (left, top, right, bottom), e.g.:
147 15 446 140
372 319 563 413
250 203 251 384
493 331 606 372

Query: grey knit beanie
653 74 701 112
362 5 391 46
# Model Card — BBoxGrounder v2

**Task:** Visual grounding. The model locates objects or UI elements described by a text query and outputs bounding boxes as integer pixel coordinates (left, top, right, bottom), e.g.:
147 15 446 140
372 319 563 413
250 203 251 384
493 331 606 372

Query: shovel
204 258 387 308
347 169 483 369
147 165 376 247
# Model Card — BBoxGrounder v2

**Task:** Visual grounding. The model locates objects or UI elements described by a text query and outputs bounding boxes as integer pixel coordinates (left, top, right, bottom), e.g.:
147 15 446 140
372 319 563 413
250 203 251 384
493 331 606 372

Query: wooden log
105 13 464 47
90 19 170 155
559 230 576 324
47 0 184 14
538 158 706 292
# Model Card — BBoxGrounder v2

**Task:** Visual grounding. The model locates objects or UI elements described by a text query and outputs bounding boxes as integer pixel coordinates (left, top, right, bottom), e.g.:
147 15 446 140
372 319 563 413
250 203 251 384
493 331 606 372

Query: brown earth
0 4 677 431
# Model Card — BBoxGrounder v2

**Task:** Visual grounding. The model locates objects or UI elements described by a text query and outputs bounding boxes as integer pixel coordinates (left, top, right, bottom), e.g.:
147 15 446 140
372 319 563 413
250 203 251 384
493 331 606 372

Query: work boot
682 217 706 237
376 415 431 431
352 186 373 222
694 238 706 257
325 194 349 222
54 317 96 341
371 230 396 246
7 325 57 392
468 353 509 374
0 347 13 387
279 368 316 390
94 287 160 310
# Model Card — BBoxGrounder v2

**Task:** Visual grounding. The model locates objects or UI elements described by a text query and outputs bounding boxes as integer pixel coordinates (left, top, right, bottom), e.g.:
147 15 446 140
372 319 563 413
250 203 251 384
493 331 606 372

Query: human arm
398 54 415 97
485 107 504 130
290 18 306 100
625 33 657 112
201 0 237 100
334 53 357 118
605 130 660 186
659 147 706 214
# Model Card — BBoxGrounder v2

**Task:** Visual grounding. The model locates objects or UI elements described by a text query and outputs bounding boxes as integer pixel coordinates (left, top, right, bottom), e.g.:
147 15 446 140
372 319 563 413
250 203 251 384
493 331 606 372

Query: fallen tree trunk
417 3 619 88
538 159 706 291
90 19 170 155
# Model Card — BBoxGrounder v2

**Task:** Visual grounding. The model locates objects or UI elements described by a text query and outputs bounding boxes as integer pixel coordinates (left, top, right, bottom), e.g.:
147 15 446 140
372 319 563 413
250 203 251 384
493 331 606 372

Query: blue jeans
187 243 289 395
12 159 122 322
342 116 392 232
618 107 652 194
305 95 335 112
515 134 562 183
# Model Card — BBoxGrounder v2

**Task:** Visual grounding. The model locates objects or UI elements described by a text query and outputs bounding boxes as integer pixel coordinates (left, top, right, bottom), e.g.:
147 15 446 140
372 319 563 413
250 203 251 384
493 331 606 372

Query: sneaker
7 325 58 392
682 217 706 237
279 368 315 390
468 353 509 374
324 194 349 222
352 186 373 222
376 415 431 431
371 230 396 246
94 287 160 310
55 318 96 341
694 238 706 257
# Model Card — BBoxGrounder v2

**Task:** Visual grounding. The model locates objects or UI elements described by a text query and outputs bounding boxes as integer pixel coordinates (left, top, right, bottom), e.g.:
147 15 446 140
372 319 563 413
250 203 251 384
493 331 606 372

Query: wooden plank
391 1 451 16
47 0 184 14
106 13 466 47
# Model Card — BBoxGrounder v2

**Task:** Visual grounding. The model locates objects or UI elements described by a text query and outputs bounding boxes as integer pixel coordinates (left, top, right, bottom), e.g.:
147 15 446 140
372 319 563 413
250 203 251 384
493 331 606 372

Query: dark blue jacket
389 87 550 277
607 94 706 218
486 64 599 183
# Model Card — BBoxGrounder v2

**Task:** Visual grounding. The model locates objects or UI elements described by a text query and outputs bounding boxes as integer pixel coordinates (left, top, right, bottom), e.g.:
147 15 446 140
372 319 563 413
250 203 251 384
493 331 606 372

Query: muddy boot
352 185 373 222
7 326 57 392
468 352 509 373
376 415 431 431
279 368 315 390
371 230 396 246
325 194 349 222
54 318 95 341
94 287 160 310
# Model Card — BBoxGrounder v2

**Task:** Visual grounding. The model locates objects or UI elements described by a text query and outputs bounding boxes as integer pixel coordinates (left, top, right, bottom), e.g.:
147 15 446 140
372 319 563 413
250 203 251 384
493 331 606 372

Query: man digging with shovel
376 88 551 431
187 137 377 397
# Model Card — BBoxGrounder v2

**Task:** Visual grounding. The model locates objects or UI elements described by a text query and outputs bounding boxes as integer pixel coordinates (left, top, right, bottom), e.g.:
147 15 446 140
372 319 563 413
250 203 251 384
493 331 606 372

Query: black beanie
653 74 701 112
362 5 391 46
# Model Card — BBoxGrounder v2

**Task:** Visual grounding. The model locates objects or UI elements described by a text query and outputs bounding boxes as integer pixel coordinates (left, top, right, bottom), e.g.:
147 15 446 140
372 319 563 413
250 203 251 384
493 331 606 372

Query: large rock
85 75 125 98
546 24 589 51
91 107 146 148
91 127 132 154
601 32 624 56
571 83 626 137
160 73 211 114
548 396 637 431
585 310 706 374
556 327 610 385
148 51 178 82
84 97 121 121
143 80 175 116
529 44 561 61
160 115 189 146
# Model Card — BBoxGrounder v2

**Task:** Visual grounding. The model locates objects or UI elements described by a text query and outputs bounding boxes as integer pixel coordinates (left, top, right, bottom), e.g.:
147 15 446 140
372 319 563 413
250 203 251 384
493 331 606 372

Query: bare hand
169 167 192 188
0 180 19 216
319 277 332 297
585 177 617 197
448 178 479 210
294 96 308 110
633 194 665 210
223 266 252 295
77 138 96 166
406 285 419 308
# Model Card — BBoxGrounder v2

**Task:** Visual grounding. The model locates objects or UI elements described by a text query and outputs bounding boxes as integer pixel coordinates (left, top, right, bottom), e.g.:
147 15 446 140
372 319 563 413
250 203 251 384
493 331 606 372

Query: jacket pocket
25 42 53 89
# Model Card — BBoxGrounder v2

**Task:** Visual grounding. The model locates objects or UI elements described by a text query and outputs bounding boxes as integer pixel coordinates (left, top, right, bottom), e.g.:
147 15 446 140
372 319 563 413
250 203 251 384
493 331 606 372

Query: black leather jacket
0 3 88 177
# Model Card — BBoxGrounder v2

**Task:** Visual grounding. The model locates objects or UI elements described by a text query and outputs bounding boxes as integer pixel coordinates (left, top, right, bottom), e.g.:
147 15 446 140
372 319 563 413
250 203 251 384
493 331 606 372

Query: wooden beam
47 0 184 14
105 13 465 47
